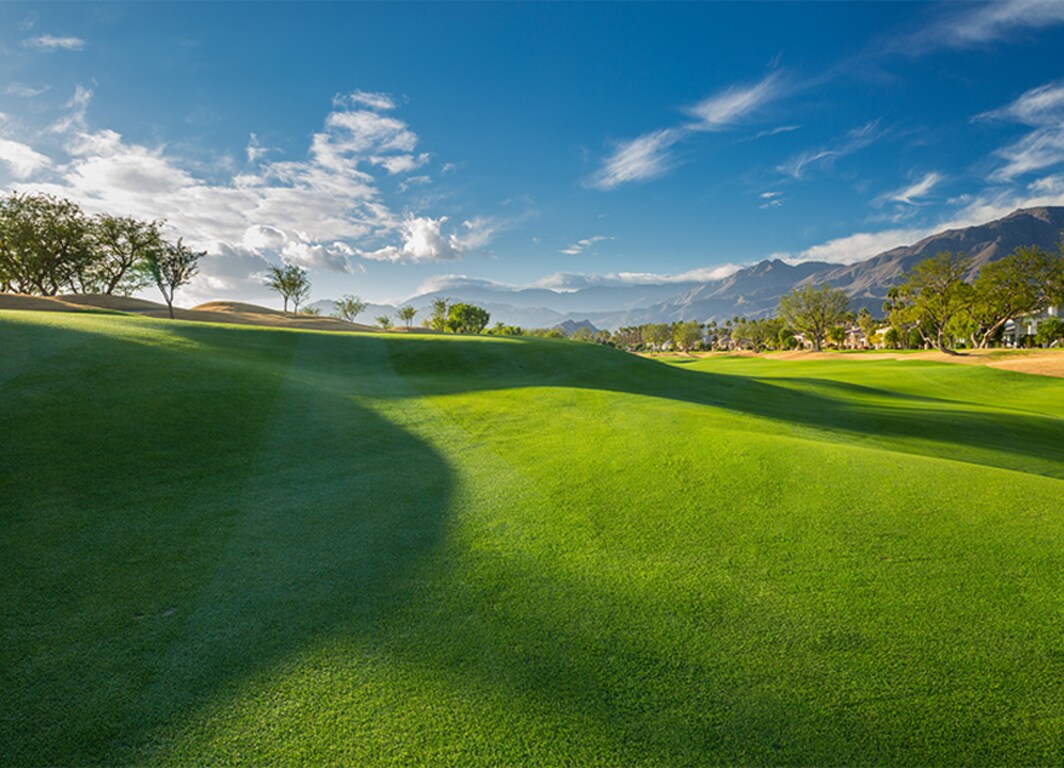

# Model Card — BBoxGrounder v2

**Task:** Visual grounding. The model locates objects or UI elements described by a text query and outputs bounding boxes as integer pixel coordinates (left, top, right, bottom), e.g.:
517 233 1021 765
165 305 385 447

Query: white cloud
0 139 51 178
878 171 943 206
922 0 1064 48
688 72 784 130
782 228 930 265
585 128 683 190
355 216 462 263
751 125 800 140
412 274 514 295
242 224 287 252
2 86 500 300
560 235 611 255
25 35 85 51
334 90 398 112
245 133 269 165
981 80 1064 181
5 83 50 98
370 152 429 175
777 121 880 179
534 264 743 290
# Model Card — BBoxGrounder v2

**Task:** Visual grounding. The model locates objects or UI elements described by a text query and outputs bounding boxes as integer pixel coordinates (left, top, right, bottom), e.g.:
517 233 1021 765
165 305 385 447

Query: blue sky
2 1 1064 307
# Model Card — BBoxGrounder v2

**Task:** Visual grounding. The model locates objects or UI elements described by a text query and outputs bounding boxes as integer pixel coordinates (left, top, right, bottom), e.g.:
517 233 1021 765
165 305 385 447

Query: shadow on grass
0 322 454 764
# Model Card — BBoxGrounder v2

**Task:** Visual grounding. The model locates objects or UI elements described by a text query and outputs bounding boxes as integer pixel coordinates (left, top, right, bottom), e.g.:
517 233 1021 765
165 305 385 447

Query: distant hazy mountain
316 207 1064 331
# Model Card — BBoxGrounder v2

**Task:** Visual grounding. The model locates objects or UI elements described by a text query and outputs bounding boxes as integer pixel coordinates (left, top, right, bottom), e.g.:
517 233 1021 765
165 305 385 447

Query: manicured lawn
2 311 1062 765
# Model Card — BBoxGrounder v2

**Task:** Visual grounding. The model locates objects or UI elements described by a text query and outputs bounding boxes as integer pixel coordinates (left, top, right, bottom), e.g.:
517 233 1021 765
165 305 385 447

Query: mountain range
312 207 1064 330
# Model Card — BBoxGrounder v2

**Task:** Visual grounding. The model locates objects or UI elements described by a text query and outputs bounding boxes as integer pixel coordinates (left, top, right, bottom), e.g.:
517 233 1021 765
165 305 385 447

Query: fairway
2 311 1063 766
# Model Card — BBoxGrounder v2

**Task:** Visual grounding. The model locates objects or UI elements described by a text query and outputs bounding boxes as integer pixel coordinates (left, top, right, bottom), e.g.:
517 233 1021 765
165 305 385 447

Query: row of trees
0 192 203 317
883 245 1064 352
550 242 1064 353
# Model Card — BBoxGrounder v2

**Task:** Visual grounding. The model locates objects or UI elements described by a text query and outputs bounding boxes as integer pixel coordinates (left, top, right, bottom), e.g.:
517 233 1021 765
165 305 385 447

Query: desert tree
0 192 94 295
375 314 393 330
396 305 418 328
265 264 311 313
446 302 490 334
969 245 1064 348
672 320 703 352
899 251 973 353
146 238 203 319
88 214 162 295
333 294 368 323
778 283 850 351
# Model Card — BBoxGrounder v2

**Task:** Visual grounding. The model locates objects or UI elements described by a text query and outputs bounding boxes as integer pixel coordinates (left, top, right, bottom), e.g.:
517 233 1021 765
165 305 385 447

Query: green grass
2 310 1062 766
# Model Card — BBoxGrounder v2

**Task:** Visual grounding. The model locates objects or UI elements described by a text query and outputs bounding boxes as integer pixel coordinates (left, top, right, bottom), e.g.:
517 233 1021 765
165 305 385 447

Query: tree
446 302 490 334
396 305 418 328
1035 316 1064 347
429 297 450 332
643 323 671 351
827 325 847 349
333 294 368 323
899 251 972 353
778 283 849 351
672 320 703 352
87 215 162 295
857 307 878 349
145 238 203 319
264 264 311 313
970 245 1064 347
0 192 94 295
375 314 393 330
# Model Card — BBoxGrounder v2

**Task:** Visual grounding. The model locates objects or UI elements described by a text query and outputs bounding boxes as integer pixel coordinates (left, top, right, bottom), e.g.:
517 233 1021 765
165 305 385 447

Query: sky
2 1 1064 308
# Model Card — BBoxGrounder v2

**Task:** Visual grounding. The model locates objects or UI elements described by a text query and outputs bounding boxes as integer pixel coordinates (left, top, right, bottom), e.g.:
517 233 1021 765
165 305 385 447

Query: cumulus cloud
25 35 85 51
0 85 498 302
0 138 52 178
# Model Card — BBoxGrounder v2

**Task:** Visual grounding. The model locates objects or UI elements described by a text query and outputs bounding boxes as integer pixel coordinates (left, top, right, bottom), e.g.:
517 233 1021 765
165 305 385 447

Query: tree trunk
166 299 174 319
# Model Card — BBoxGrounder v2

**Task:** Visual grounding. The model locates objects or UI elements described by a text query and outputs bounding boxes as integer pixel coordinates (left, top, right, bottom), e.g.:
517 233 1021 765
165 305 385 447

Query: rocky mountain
318 207 1064 331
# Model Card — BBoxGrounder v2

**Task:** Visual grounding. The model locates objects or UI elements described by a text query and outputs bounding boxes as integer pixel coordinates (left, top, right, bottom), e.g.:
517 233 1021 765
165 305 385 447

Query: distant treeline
0 192 203 317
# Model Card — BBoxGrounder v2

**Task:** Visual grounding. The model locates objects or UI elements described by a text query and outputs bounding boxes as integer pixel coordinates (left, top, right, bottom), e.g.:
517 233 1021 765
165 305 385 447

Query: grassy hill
2 310 1062 766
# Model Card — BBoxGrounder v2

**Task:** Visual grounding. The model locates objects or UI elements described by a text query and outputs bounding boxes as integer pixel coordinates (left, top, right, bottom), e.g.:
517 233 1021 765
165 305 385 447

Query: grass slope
2 310 1062 766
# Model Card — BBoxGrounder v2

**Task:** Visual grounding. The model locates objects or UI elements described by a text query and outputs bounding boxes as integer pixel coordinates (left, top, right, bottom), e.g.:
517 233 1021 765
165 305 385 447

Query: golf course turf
2 310 1062 765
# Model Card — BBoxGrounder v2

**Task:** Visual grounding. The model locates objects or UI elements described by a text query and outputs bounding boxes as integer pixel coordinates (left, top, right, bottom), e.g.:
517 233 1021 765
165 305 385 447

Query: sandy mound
1 293 378 333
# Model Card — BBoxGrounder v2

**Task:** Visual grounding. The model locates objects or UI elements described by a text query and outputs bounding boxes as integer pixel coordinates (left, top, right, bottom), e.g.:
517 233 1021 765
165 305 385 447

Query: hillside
0 294 378 332
2 311 1062 765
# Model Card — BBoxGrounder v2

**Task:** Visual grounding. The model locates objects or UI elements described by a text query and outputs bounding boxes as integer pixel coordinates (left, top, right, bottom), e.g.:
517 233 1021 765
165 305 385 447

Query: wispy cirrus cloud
777 121 880 180
980 79 1064 181
687 72 785 131
911 0 1064 50
6 83 50 98
587 71 787 190
560 235 612 255
876 171 943 206
585 128 683 190
24 35 85 51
